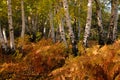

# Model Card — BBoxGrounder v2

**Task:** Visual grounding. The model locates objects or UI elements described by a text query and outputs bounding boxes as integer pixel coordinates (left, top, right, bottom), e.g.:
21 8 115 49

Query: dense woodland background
0 0 120 79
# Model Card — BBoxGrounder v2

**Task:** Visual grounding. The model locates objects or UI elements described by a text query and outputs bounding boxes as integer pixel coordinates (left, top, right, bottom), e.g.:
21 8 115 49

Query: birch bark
107 0 119 44
0 24 7 51
63 0 78 56
21 0 25 38
112 0 119 41
59 18 68 48
63 0 75 43
7 0 15 49
83 0 92 47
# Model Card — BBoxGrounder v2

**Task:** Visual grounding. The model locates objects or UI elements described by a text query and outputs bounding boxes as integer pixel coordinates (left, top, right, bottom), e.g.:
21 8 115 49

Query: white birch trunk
0 29 4 45
63 0 75 43
63 0 78 56
43 28 46 34
112 0 119 41
2 28 8 44
107 0 119 44
21 0 25 38
59 18 68 48
7 0 15 49
83 0 92 47
0 25 7 51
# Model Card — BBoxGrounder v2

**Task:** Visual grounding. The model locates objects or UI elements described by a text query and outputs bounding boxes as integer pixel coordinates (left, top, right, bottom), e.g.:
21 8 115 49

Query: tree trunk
49 11 56 43
43 26 46 38
107 0 119 44
112 0 119 41
83 0 92 47
59 18 68 48
95 0 105 45
2 28 8 45
63 0 78 56
0 24 7 52
21 0 25 38
7 0 15 50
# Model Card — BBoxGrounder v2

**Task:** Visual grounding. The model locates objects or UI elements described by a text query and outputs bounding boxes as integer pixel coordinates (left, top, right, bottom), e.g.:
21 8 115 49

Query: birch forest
0 0 120 79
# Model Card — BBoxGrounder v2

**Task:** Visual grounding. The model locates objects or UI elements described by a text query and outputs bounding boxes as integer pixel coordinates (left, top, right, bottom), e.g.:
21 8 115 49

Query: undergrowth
0 39 120 80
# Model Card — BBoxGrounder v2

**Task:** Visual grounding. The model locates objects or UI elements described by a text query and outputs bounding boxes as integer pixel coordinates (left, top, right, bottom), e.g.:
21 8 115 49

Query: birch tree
59 18 68 48
95 0 105 45
63 0 78 56
2 28 8 46
83 0 92 47
107 0 119 44
21 0 25 38
7 0 15 50
0 23 7 52
112 0 119 42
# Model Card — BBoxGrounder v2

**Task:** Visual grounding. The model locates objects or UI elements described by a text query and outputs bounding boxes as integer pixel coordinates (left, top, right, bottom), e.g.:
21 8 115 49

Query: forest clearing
0 0 120 80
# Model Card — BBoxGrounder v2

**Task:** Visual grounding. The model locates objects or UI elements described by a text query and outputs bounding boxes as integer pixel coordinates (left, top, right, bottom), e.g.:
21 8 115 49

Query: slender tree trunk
59 18 68 48
112 0 119 41
83 0 92 47
43 20 48 38
7 0 15 49
0 28 4 47
95 0 105 45
0 24 4 43
107 0 119 44
49 11 55 43
0 24 7 52
43 27 46 38
63 0 78 56
2 28 8 45
63 0 75 43
21 0 25 38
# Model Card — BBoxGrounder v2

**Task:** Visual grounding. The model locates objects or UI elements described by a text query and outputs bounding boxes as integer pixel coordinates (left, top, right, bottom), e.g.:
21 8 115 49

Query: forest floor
0 38 120 80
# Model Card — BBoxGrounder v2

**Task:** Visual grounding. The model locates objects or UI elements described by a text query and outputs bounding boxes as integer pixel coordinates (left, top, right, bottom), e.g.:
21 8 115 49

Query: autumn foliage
0 39 120 80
